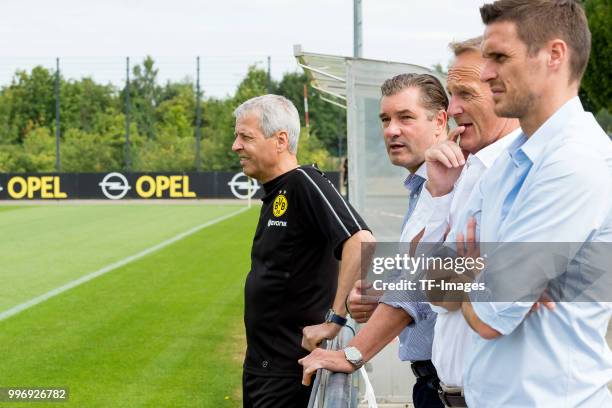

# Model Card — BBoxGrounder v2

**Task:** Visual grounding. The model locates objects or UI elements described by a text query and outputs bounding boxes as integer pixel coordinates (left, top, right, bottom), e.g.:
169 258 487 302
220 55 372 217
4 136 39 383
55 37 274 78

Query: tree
22 127 55 171
276 72 346 156
0 144 30 172
199 98 238 171
121 56 161 140
2 66 56 142
431 63 448 76
233 65 272 105
61 78 117 133
0 90 20 145
297 129 336 170
595 108 612 135
581 0 611 113
155 82 195 140
61 128 123 172
0 59 352 173
133 132 195 171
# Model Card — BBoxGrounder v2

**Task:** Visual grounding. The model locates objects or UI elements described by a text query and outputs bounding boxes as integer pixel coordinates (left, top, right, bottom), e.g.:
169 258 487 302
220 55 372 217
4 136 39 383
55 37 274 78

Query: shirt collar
403 162 428 190
519 96 584 163
469 127 523 169
507 132 530 167
415 162 428 179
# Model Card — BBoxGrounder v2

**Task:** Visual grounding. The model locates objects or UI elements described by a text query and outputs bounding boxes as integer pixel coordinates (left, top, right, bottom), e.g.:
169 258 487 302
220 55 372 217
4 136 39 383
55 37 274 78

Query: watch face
345 347 362 362
325 309 333 322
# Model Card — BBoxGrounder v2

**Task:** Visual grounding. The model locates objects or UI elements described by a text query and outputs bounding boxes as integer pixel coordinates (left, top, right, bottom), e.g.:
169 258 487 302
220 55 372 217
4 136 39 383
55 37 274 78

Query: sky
0 0 488 97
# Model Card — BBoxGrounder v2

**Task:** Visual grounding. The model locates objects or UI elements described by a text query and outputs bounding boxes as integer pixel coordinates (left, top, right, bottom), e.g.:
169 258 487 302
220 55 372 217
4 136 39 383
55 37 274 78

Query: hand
425 126 469 197
456 217 481 269
455 217 485 281
458 220 556 317
426 220 479 307
298 348 354 386
347 280 382 323
301 322 341 352
529 290 556 314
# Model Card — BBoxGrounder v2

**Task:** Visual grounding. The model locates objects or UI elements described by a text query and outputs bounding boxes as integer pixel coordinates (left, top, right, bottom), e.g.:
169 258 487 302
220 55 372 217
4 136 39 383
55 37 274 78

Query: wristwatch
343 346 364 369
325 309 347 326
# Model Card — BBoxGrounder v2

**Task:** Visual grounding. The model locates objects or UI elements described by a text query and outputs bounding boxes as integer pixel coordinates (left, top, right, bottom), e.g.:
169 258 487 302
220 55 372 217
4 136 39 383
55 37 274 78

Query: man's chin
458 130 477 152
493 100 522 119
239 164 253 176
493 102 507 117
459 138 478 155
389 155 418 170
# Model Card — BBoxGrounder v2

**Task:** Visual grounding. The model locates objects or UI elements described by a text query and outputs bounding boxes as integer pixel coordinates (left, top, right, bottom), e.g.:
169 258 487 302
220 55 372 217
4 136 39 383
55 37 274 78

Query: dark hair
380 73 449 119
480 0 591 83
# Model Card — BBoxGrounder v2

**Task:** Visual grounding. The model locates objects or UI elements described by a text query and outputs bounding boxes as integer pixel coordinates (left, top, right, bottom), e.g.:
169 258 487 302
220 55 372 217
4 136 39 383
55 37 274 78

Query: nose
480 60 496 83
383 119 401 139
447 95 463 117
231 136 242 152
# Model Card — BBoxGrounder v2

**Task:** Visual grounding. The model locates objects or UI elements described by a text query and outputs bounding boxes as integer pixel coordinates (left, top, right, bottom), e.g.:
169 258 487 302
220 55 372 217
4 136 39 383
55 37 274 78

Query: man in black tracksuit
232 94 374 407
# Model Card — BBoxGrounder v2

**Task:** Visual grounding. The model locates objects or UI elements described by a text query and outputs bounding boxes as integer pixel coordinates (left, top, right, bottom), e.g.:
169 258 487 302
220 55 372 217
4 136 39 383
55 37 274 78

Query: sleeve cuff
381 300 429 324
469 300 533 336
429 303 450 314
415 188 454 249
428 188 453 223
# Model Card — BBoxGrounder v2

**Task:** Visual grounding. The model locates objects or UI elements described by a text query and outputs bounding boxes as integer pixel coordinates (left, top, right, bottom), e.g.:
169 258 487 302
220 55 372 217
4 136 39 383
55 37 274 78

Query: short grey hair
233 94 301 154
449 36 483 57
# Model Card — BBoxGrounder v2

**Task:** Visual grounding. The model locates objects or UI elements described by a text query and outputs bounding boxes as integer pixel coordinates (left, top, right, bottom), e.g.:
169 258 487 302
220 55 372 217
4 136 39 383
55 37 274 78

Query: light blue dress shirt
447 97 612 407
382 166 437 362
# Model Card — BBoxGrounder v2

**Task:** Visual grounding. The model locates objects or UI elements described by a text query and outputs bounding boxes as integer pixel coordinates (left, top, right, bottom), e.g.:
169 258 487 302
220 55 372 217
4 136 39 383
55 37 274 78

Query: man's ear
276 130 289 153
434 110 448 138
547 38 568 75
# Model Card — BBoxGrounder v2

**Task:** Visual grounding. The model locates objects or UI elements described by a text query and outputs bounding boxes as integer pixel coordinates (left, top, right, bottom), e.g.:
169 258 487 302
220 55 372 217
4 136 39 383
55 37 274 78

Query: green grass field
0 203 259 407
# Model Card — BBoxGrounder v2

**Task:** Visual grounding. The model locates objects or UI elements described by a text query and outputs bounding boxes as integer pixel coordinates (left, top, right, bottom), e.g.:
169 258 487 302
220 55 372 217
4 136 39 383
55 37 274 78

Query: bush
61 128 123 172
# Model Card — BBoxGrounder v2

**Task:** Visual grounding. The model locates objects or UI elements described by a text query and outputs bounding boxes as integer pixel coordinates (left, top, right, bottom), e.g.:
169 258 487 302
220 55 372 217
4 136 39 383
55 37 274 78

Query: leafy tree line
0 57 346 173
581 0 612 134
0 0 607 174
434 0 610 134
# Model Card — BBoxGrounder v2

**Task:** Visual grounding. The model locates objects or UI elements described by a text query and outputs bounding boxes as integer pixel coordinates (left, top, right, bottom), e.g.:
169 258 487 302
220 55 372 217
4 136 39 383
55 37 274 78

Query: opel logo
99 172 131 200
228 172 259 199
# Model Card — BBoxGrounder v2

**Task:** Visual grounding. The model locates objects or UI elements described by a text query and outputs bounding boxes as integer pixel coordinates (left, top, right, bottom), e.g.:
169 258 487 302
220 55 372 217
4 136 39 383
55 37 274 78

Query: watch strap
329 313 347 326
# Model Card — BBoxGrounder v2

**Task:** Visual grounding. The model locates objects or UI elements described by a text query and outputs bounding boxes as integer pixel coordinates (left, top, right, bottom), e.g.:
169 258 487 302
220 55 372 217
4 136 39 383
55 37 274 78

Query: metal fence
307 321 359 408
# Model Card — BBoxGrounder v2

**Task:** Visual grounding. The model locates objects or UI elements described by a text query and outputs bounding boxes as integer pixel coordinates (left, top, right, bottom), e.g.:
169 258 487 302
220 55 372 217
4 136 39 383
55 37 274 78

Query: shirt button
284 272 290 278
262 361 268 368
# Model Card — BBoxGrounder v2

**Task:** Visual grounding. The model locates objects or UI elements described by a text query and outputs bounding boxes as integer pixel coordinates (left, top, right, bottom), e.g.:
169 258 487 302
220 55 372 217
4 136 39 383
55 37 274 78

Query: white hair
233 94 301 154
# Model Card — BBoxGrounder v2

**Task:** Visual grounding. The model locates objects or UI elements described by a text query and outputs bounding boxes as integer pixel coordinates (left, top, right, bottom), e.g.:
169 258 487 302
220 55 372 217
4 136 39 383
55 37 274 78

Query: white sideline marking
0 207 250 322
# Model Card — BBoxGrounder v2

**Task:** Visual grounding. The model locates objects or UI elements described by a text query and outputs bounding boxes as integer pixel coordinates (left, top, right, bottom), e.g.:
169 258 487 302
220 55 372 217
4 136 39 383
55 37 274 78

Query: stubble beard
495 87 536 120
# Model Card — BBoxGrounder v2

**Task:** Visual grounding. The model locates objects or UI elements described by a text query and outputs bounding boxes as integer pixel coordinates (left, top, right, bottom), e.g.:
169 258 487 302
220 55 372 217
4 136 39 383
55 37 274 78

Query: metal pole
125 57 131 171
353 0 363 58
195 56 202 172
247 177 252 209
55 57 61 171
303 84 310 137
267 56 272 93
337 112 342 157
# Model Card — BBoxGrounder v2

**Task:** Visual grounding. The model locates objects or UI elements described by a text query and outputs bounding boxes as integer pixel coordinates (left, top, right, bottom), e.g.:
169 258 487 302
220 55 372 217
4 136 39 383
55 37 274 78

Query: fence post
125 57 131 171
55 57 61 171
195 56 202 172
